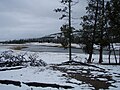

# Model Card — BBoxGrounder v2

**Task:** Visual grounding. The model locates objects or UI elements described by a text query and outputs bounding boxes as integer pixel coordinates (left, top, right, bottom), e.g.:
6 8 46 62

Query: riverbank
0 43 120 90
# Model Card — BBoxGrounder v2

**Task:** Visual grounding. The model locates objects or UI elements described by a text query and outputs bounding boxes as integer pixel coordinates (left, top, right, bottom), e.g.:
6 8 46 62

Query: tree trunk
99 45 103 63
68 0 72 61
87 0 99 63
119 48 120 64
108 44 111 64
87 50 93 63
99 0 104 64
111 44 117 64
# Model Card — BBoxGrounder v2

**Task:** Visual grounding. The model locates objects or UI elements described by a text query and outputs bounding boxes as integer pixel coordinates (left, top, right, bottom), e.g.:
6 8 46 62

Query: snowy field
25 42 120 50
0 43 120 90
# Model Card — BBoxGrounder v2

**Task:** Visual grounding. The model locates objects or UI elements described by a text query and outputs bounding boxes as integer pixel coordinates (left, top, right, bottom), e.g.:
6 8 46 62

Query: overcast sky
0 0 87 41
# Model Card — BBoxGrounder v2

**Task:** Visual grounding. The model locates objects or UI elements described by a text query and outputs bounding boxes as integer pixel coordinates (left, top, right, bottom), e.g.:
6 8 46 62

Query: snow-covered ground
25 42 120 50
25 42 82 49
0 43 120 90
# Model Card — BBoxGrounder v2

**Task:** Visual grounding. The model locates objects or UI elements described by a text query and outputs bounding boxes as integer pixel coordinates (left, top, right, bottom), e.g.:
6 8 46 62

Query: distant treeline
1 31 120 44
1 38 41 44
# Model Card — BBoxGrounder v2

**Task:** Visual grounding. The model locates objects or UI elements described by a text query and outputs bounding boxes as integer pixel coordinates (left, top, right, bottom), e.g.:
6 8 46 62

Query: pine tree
105 0 120 64
105 1 112 63
81 0 109 63
55 0 79 61
98 0 105 63
81 0 99 63
109 0 120 41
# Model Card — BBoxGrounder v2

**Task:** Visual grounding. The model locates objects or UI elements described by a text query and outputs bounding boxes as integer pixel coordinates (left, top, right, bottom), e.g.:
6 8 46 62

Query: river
0 44 119 55
21 45 119 55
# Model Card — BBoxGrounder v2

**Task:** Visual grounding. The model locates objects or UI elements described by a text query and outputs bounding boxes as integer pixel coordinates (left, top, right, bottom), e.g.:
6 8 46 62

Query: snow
25 42 83 48
26 42 61 47
0 67 65 84
25 42 120 50
0 43 120 90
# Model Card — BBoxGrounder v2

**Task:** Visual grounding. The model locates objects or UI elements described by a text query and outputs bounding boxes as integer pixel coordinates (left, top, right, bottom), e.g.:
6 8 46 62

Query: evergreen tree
98 0 105 63
81 0 109 63
104 1 112 63
60 24 75 48
55 0 79 61
104 0 120 64
81 0 99 63
109 0 120 41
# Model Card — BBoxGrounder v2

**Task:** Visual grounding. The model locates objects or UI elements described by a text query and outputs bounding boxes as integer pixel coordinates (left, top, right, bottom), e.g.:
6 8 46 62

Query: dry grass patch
10 46 28 50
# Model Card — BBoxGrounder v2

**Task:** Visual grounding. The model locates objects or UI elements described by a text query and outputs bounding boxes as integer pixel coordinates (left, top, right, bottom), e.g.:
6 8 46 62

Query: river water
0 44 119 55
22 45 83 53
22 45 119 55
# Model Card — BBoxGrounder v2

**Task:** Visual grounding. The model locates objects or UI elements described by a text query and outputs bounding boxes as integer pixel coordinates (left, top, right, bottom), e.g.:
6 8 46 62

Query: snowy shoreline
0 43 120 90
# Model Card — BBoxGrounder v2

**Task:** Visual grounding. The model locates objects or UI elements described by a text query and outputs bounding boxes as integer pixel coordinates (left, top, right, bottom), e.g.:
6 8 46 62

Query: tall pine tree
81 0 108 63
109 0 120 41
81 0 99 63
55 0 75 61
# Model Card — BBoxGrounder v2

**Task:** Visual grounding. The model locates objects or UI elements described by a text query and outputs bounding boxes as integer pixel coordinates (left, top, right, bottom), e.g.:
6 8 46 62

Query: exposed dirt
51 61 117 90
0 66 25 71
0 79 73 89
0 80 21 87
0 61 119 89
23 82 73 89
101 63 120 65
10 45 28 50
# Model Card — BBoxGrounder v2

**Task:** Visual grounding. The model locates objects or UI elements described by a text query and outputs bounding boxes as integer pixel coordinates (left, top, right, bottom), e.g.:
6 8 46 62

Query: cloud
0 0 86 41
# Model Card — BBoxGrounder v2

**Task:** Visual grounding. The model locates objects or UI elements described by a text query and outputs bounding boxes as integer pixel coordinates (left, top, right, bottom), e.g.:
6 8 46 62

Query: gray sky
0 0 87 41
